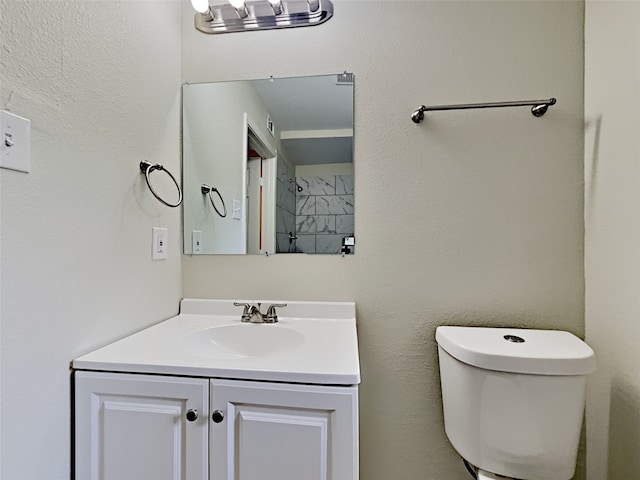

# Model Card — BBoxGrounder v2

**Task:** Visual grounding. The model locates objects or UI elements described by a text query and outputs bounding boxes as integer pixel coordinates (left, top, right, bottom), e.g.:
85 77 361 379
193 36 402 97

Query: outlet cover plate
152 227 168 260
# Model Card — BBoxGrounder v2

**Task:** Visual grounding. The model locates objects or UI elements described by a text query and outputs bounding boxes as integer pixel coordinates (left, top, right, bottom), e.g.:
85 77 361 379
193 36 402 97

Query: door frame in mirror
243 113 277 255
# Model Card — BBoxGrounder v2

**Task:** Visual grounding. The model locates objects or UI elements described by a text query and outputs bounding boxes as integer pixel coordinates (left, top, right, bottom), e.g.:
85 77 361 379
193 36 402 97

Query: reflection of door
246 150 262 254
244 122 276 255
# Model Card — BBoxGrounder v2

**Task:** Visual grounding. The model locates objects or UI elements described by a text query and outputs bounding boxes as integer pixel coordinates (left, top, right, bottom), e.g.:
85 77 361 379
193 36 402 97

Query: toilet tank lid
435 326 596 375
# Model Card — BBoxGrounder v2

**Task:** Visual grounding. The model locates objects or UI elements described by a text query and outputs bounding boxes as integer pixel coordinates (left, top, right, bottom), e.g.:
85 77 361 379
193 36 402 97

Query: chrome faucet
233 302 252 322
233 302 287 323
265 304 287 323
248 304 264 323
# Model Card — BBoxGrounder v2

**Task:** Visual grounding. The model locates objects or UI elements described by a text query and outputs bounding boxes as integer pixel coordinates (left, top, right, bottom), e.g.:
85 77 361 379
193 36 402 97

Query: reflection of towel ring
201 184 227 218
139 161 183 208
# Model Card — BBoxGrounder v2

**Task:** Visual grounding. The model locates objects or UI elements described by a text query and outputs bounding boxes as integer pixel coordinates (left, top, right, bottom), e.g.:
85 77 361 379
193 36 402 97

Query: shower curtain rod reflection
411 97 556 124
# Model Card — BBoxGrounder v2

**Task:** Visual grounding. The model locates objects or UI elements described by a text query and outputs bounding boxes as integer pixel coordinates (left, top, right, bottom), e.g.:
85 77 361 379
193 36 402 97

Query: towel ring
139 161 182 208
201 184 227 218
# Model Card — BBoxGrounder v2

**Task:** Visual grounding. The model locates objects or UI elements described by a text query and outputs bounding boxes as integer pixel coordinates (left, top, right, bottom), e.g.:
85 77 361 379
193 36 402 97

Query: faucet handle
265 303 287 323
233 302 251 322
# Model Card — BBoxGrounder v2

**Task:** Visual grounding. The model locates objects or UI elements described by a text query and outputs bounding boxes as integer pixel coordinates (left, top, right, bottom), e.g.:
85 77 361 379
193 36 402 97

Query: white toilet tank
436 326 595 480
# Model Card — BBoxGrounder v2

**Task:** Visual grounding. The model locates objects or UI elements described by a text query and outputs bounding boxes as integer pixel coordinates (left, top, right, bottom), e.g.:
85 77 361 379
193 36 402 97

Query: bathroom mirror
182 74 354 255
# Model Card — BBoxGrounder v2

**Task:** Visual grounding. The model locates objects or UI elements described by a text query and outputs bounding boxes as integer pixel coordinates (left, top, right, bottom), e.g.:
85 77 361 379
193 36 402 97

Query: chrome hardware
233 302 287 323
233 302 252 322
139 160 182 208
186 409 198 422
212 410 224 423
201 183 227 218
531 102 553 117
193 0 334 35
248 304 264 323
411 98 557 124
265 303 287 323
504 334 525 343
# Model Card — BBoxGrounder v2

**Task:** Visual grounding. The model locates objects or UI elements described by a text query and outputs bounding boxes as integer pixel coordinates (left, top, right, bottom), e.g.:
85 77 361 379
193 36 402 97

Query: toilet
435 326 595 480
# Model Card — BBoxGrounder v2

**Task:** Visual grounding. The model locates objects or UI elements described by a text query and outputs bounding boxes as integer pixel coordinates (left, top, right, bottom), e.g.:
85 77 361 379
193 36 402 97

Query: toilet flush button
504 334 525 343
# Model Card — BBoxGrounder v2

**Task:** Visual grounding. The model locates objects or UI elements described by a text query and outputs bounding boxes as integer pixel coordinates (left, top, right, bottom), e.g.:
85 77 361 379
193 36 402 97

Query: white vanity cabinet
74 371 358 480
73 300 361 480
210 379 358 480
74 371 209 480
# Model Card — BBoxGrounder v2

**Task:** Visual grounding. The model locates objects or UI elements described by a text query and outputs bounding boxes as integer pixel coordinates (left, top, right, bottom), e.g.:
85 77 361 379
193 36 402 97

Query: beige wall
0 1 594 479
0 1 182 478
182 1 586 479
584 2 640 479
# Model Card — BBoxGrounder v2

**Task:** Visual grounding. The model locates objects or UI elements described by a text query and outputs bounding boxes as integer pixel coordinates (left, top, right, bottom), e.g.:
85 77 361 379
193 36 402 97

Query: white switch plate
1 110 31 173
192 230 202 254
152 227 168 260
232 199 241 220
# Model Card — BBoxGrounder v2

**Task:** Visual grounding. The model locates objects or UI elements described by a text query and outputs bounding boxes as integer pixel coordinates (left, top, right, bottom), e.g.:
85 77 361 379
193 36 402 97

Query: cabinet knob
212 410 224 423
186 409 198 422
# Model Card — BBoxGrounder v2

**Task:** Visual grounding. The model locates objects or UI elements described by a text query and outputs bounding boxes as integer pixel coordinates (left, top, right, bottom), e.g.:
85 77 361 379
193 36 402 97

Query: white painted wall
181 1 586 479
0 2 595 479
0 1 182 478
584 2 640 479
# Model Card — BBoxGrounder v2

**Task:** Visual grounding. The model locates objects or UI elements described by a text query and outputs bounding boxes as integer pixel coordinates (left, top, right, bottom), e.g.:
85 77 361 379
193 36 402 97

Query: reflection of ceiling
253 74 353 165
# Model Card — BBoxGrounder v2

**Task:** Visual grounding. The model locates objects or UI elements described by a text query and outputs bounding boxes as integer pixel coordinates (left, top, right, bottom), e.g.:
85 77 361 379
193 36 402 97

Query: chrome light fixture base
194 0 333 34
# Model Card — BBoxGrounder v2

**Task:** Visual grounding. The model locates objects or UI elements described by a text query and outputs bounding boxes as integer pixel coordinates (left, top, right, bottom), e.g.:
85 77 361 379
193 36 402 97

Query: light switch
192 230 202 254
1 110 31 173
152 227 168 260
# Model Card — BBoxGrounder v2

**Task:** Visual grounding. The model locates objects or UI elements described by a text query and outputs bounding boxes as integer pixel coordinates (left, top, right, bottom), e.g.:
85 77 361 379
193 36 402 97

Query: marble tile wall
275 158 297 253
295 175 355 254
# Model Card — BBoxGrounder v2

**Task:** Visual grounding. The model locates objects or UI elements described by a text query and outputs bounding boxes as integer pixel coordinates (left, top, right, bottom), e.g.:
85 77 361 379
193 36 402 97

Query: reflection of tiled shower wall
295 175 354 254
275 158 296 253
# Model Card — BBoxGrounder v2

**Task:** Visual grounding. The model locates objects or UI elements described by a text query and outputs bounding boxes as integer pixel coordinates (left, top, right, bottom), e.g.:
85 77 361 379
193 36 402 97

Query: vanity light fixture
191 0 333 34
268 0 283 15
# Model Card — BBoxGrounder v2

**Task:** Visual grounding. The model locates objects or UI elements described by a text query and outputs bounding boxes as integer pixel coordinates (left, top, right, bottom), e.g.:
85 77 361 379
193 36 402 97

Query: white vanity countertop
73 299 360 385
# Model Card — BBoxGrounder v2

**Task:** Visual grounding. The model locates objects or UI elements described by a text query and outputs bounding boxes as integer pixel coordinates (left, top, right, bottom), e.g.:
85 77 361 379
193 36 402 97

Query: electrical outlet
152 227 168 260
192 230 202 254
232 199 241 220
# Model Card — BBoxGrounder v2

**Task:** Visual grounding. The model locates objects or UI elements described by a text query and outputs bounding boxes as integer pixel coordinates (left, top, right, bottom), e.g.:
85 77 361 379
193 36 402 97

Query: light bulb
228 0 248 18
228 0 245 9
190 0 210 14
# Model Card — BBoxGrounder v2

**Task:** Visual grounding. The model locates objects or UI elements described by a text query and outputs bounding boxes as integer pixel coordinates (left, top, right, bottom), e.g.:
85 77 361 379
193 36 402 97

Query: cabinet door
75 371 209 480
210 379 358 480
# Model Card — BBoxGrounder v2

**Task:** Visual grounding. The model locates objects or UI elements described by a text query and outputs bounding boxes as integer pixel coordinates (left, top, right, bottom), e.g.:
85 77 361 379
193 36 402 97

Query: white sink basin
73 299 360 385
183 323 305 359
